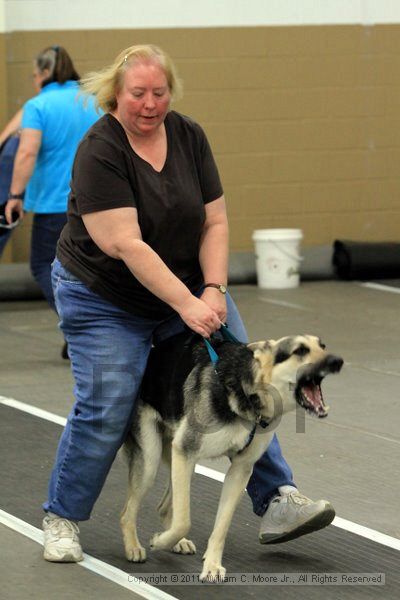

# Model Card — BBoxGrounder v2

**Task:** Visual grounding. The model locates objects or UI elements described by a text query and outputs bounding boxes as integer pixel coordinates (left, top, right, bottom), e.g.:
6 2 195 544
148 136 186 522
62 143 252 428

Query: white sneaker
43 513 83 562
259 491 335 544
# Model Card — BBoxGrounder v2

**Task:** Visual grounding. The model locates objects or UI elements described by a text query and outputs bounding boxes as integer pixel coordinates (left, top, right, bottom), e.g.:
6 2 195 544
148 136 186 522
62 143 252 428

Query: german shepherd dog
120 330 343 581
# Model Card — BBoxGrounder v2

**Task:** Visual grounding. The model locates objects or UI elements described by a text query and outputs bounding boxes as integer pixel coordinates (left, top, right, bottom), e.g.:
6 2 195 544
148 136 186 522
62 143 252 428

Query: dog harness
203 324 269 453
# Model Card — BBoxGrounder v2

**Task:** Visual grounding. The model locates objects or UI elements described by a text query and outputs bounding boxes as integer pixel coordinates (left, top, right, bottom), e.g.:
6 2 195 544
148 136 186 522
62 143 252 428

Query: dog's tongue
301 383 328 417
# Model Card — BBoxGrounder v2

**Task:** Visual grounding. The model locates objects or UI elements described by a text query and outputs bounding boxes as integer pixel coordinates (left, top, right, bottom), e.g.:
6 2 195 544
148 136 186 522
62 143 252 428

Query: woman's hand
200 286 227 324
177 295 221 338
5 199 24 223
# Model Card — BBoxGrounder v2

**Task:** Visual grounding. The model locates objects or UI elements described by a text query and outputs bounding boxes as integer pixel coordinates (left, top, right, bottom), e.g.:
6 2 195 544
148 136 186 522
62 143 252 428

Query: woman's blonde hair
80 44 183 112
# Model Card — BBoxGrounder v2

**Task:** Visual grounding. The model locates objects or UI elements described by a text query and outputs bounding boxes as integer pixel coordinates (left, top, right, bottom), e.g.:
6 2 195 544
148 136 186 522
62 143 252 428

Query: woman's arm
198 195 229 323
5 128 42 222
0 109 23 146
82 206 221 338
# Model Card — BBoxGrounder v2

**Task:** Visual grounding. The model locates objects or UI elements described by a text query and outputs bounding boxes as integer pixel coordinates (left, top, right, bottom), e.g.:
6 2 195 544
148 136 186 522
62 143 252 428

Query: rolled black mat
333 239 400 280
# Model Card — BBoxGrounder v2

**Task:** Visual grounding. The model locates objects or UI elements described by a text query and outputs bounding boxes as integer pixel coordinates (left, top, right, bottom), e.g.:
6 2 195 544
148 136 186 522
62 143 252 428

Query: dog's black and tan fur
121 331 343 581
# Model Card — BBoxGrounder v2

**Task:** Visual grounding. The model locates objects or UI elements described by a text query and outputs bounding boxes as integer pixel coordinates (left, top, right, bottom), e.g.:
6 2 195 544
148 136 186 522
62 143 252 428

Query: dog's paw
125 545 147 563
150 531 171 550
200 562 226 583
150 532 161 549
172 538 196 555
150 530 184 551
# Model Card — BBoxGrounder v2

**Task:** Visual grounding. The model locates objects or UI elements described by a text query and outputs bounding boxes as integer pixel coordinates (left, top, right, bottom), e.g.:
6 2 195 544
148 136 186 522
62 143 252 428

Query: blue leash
203 338 220 368
203 323 241 370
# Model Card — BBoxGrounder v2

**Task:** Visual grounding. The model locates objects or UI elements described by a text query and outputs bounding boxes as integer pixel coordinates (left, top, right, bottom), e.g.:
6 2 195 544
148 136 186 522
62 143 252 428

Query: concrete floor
1 280 399 599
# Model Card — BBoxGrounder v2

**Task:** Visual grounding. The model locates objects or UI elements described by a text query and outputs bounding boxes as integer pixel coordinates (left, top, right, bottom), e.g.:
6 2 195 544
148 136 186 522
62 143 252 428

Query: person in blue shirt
0 111 21 256
5 46 100 355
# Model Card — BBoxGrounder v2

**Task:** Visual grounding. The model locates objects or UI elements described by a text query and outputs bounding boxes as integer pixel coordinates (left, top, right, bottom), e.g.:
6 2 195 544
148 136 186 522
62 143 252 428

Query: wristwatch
204 283 227 294
8 192 25 200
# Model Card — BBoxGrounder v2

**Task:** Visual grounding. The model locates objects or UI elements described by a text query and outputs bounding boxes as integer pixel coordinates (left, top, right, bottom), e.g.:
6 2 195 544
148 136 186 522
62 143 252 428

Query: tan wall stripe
1 25 400 263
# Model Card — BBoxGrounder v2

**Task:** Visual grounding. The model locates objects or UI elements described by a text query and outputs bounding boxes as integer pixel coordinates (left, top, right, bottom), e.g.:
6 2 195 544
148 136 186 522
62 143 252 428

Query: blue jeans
44 258 294 520
30 213 67 310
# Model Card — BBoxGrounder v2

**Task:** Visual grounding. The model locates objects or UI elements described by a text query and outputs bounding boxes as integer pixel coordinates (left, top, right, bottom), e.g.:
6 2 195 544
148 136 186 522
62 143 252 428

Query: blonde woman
42 45 334 562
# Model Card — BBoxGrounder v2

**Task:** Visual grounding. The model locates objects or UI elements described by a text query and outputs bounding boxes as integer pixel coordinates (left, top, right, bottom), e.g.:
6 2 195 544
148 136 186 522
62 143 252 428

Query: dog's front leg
201 460 253 582
150 443 195 551
158 478 197 555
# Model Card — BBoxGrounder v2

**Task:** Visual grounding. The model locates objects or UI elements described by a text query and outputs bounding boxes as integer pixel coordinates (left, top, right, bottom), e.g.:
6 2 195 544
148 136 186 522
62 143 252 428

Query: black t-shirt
57 111 223 319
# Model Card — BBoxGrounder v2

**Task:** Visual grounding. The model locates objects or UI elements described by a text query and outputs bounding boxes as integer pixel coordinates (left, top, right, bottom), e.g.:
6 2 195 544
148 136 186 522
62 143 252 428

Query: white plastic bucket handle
268 239 304 262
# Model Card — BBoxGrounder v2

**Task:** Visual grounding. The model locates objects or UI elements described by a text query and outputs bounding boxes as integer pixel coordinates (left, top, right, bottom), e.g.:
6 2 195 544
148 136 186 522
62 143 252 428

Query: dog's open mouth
296 377 328 418
294 355 343 418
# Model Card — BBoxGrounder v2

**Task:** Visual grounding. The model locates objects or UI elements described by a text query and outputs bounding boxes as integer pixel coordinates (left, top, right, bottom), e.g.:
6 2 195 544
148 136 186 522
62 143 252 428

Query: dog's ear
248 341 274 381
248 341 273 367
247 341 271 352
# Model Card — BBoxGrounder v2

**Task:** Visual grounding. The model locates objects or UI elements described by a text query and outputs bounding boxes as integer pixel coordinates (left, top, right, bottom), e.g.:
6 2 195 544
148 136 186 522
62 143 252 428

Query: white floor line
333 517 400 552
197 465 400 552
360 282 400 295
194 463 225 482
2 394 400 555
258 297 308 311
0 510 176 600
0 396 67 426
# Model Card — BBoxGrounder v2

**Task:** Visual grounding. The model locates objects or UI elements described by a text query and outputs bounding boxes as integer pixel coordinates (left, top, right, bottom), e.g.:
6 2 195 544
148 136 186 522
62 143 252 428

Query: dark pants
0 228 12 257
30 213 67 310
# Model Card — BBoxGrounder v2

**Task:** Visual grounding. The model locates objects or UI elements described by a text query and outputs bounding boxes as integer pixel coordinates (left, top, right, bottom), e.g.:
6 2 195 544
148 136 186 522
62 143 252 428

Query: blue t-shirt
22 81 101 213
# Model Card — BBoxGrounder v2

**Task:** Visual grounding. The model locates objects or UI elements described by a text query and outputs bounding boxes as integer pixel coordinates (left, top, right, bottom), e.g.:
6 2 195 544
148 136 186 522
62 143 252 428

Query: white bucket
252 228 303 289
